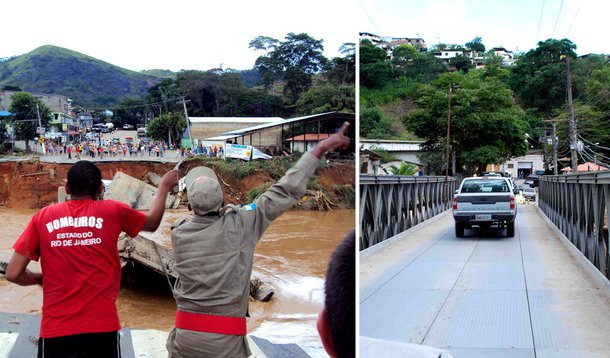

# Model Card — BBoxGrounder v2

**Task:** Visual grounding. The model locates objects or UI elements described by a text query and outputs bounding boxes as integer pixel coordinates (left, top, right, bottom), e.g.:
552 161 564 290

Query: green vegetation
389 161 417 175
247 183 272 202
8 92 52 152
333 184 355 207
361 36 610 175
0 45 160 107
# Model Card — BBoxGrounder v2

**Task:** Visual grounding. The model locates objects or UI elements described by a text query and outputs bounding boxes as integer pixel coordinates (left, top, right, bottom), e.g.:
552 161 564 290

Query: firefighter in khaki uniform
166 122 351 357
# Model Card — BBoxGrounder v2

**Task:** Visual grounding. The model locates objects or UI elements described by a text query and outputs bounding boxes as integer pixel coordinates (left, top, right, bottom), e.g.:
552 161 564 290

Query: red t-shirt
13 199 146 338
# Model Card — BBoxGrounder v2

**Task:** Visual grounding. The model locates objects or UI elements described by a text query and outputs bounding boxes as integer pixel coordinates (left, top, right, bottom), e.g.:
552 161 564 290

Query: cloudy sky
2 0 356 72
360 0 608 55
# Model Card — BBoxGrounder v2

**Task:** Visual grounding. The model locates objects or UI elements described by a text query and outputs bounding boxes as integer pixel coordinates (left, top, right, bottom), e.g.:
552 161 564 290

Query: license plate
476 214 492 221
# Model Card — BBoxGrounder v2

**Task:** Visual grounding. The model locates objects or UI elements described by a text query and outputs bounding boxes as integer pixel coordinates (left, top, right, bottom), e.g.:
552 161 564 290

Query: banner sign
225 144 252 161
252 147 272 160
225 144 271 161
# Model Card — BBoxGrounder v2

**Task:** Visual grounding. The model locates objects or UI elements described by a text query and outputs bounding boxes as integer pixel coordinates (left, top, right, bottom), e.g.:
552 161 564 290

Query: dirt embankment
0 157 355 209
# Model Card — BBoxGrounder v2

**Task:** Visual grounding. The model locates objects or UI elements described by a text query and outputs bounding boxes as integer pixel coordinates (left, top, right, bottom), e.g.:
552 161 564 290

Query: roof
360 140 423 152
204 134 242 141
285 134 331 142
189 117 281 124
221 112 355 137
561 162 608 172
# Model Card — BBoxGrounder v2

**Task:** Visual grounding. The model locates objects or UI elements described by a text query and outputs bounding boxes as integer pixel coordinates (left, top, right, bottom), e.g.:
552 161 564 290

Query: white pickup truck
452 176 519 237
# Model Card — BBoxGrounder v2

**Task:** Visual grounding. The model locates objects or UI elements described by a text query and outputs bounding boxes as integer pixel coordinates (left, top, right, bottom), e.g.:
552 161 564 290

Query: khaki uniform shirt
166 152 320 358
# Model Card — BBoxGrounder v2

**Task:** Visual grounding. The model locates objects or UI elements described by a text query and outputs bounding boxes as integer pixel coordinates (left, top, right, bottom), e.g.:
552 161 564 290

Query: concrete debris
105 171 175 210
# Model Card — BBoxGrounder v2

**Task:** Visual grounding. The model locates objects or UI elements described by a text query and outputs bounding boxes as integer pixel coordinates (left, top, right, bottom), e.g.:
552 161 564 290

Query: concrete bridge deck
360 204 610 357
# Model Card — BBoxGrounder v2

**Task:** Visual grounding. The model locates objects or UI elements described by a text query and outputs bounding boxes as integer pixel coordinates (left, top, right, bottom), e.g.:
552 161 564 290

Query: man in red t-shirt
5 160 178 358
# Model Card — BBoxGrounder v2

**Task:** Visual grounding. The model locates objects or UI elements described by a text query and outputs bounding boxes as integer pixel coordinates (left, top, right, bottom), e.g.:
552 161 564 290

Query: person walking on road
5 160 179 358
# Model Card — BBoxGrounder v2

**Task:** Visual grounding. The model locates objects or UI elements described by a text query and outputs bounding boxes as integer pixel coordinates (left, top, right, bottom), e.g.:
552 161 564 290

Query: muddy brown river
0 207 354 350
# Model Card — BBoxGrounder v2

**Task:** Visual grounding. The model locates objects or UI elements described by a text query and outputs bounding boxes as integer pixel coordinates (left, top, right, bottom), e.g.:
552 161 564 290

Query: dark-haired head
318 230 355 358
67 160 102 198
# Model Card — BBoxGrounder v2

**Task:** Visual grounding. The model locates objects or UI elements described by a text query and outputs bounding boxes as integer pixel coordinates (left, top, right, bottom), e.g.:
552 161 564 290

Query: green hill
0 45 166 107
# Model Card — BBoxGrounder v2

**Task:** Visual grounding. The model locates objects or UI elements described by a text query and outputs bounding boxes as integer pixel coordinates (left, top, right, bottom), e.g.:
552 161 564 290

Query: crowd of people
41 138 226 161
41 138 173 159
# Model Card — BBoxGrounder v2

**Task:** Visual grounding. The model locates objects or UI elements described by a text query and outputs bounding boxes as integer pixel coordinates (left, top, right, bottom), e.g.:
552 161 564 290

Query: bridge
360 173 610 357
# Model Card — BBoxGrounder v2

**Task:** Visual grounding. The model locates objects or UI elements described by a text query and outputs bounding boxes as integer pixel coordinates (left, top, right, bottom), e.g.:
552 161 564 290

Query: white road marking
130 329 168 358
0 332 19 357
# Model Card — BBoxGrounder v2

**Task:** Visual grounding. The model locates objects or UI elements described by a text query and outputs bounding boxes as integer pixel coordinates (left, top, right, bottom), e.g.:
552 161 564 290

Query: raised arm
310 122 351 159
142 169 179 232
5 252 42 286
245 122 352 234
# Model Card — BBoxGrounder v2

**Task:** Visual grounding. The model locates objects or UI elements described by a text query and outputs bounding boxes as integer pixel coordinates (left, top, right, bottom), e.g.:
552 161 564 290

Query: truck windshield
461 179 509 193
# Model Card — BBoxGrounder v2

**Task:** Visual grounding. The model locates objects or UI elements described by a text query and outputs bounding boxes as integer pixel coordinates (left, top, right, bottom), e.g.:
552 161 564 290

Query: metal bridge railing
539 172 610 280
360 175 457 250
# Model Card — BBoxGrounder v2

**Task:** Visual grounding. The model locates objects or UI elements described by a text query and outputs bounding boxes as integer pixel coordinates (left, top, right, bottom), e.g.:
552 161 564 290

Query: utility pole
543 119 560 175
180 97 193 149
35 101 45 155
552 122 558 175
445 84 453 200
566 56 578 172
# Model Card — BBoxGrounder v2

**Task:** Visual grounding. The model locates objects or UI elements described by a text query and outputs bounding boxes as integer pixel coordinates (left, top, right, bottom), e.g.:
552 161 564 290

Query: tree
325 43 355 85
359 39 386 64
252 33 327 103
146 112 186 145
296 84 354 115
465 36 486 53
509 38 577 116
114 98 146 127
391 44 420 75
2 85 22 91
229 90 285 117
404 54 447 83
147 78 181 116
8 92 52 152
403 72 528 174
360 107 397 139
448 55 474 73
359 39 396 89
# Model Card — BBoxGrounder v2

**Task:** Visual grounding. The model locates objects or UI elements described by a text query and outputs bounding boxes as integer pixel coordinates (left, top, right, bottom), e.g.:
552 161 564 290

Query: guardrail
360 175 457 250
539 172 610 280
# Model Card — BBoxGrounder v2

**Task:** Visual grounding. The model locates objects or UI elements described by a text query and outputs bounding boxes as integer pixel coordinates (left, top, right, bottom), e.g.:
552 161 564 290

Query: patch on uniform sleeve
243 203 256 211
171 218 188 230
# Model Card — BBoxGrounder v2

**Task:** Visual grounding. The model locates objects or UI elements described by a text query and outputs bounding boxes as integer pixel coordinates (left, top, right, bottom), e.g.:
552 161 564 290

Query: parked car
526 174 540 187
522 187 536 201
123 124 135 130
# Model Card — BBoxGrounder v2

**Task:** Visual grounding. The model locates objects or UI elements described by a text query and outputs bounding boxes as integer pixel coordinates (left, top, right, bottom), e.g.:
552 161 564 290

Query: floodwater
0 207 354 350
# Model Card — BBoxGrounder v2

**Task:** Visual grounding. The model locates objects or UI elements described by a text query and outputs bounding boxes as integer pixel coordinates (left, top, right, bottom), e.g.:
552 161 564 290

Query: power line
75 96 184 113
550 0 565 39
565 3 581 37
536 0 546 44
359 1 382 36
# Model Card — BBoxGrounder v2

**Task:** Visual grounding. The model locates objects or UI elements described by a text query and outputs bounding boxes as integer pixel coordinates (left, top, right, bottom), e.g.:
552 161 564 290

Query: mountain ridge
0 45 168 108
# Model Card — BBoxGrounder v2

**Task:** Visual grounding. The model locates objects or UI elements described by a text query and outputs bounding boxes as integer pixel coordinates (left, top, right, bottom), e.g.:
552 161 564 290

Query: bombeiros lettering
45 216 103 233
